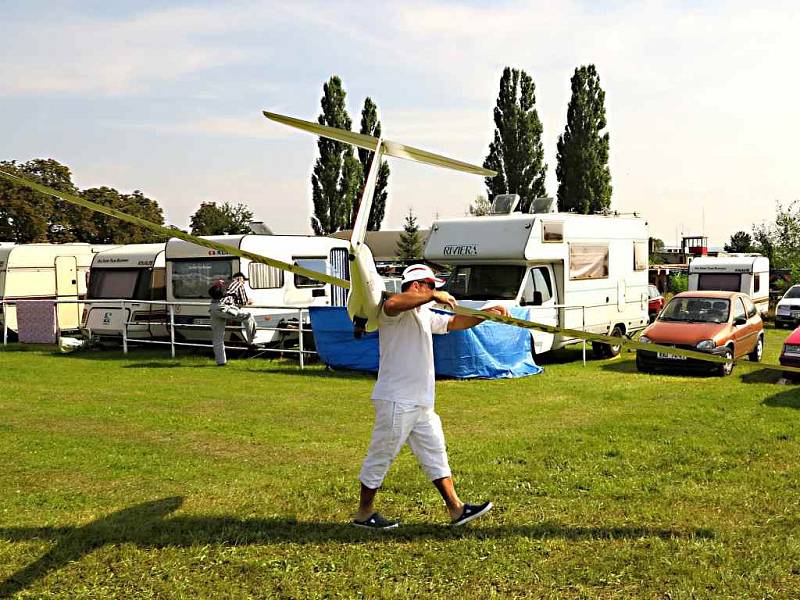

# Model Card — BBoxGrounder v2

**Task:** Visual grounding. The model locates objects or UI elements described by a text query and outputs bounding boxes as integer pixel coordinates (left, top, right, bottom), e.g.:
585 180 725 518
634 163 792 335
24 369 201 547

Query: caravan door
520 265 558 354
55 255 80 330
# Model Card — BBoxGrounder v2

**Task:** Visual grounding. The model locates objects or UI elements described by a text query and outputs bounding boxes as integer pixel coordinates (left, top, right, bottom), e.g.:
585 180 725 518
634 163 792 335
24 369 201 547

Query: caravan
82 244 168 341
0 243 116 333
165 234 349 345
425 204 650 356
688 255 769 316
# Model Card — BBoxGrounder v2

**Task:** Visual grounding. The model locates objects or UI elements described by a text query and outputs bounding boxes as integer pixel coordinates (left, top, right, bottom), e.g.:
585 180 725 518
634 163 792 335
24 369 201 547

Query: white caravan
688 255 769 315
82 244 168 341
0 243 117 333
425 210 650 356
165 235 350 345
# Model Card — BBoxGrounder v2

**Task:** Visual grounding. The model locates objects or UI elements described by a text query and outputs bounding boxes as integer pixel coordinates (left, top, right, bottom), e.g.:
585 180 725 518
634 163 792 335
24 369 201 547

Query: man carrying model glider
354 264 508 530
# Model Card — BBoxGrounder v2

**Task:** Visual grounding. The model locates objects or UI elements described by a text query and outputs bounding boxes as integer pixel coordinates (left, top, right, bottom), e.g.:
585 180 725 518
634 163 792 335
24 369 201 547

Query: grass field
2 329 800 598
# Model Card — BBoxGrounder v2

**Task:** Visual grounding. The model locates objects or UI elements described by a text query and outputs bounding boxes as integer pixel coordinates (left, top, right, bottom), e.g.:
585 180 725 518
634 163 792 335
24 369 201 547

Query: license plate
657 352 687 360
777 307 789 315
194 318 210 325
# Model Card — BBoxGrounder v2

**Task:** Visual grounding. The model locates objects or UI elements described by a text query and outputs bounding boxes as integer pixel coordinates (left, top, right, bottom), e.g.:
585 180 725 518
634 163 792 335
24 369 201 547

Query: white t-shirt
371 302 452 407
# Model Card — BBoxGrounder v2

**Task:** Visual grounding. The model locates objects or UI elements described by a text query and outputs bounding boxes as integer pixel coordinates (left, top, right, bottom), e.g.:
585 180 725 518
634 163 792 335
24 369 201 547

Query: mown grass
1 329 800 598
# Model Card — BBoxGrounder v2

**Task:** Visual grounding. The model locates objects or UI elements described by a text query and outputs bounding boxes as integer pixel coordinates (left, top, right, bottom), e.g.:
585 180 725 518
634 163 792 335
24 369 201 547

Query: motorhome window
249 263 284 289
293 257 327 288
569 245 609 280
743 296 757 318
542 222 563 242
446 265 524 300
522 267 553 304
633 242 648 271
659 297 729 324
172 259 233 298
697 273 741 292
88 269 143 300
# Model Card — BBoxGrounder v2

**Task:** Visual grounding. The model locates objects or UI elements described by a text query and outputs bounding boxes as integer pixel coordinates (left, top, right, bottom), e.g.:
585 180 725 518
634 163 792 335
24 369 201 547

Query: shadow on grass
762 387 800 409
0 496 715 597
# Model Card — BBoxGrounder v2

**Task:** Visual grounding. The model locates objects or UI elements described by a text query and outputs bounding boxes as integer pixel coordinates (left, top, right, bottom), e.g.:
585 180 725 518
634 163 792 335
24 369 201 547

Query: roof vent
490 194 520 214
529 197 555 214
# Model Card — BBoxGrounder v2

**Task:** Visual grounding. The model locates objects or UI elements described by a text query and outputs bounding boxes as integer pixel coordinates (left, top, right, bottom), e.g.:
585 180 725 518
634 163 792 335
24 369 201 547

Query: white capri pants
359 399 452 489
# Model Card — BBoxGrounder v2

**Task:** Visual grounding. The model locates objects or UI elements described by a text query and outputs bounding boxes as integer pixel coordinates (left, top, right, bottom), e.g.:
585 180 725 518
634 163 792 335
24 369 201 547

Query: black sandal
353 512 400 530
451 501 493 527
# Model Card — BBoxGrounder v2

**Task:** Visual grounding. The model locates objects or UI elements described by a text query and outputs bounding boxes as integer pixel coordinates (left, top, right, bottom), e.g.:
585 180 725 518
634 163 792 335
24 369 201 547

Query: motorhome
165 234 350 345
81 244 168 341
0 243 116 334
424 199 650 357
688 255 769 315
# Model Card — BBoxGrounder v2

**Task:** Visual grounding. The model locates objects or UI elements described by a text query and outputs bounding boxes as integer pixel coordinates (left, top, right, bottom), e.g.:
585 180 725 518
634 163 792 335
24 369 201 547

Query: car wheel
717 347 734 376
748 336 764 362
591 342 606 359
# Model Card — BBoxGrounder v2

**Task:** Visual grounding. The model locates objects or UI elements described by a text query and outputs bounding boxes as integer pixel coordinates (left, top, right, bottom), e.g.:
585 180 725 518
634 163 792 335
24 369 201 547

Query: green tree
751 200 800 269
483 67 547 213
0 159 92 243
355 97 390 231
396 208 423 260
190 202 254 235
556 64 612 214
310 76 363 235
469 194 491 216
80 187 165 244
724 231 753 253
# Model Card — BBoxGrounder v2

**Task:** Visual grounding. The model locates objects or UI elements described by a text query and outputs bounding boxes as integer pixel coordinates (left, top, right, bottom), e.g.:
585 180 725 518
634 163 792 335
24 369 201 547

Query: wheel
748 336 764 362
717 347 734 376
591 342 606 359
606 326 625 358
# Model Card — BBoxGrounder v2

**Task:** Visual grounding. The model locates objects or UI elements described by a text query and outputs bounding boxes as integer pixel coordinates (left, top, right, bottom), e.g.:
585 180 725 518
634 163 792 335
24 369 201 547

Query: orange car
636 291 764 376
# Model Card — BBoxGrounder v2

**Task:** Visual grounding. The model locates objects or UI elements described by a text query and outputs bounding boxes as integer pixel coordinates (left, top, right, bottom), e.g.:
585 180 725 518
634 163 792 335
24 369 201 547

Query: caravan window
88 269 150 300
697 273 741 292
634 242 648 271
293 257 327 288
569 244 609 280
446 265 524 300
249 263 284 289
172 259 233 298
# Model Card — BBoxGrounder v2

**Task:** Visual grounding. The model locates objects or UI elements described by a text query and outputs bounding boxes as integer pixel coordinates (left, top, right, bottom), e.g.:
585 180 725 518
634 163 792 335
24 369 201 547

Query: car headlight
696 339 716 351
639 335 652 343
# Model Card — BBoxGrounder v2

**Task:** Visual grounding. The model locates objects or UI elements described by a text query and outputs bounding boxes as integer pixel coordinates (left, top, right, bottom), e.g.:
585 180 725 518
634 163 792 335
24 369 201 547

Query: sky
1 0 798 247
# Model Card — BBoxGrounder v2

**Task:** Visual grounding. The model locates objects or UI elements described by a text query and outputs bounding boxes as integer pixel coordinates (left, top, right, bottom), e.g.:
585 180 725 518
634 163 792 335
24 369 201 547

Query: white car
776 285 800 328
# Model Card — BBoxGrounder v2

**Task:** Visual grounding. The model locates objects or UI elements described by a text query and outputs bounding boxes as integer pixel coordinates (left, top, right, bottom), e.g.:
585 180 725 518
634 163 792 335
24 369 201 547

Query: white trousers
209 302 256 365
359 399 452 489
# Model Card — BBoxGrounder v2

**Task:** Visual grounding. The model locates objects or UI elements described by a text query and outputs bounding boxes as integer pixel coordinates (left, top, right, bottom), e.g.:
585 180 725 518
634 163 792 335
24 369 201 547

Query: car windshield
659 297 730 323
784 286 800 299
445 265 525 300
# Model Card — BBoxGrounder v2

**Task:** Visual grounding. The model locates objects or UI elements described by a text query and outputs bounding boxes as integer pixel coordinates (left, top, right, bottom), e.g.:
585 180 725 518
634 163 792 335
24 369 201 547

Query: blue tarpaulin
309 306 542 379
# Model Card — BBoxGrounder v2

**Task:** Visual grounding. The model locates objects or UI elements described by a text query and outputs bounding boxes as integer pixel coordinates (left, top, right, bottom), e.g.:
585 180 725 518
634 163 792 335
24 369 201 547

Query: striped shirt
223 278 249 307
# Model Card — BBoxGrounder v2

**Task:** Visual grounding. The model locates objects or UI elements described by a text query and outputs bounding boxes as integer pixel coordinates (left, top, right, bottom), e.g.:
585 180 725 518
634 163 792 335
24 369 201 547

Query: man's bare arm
447 305 509 331
383 289 456 316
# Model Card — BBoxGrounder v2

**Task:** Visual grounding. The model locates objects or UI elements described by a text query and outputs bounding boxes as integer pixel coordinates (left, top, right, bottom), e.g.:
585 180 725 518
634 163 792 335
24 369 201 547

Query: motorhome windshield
697 273 741 292
446 265 525 300
171 259 234 298
659 297 730 324
88 268 149 300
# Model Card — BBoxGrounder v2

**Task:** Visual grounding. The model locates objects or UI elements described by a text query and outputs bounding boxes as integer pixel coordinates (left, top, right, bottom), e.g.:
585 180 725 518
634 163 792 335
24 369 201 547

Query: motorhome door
520 265 558 354
55 255 80 330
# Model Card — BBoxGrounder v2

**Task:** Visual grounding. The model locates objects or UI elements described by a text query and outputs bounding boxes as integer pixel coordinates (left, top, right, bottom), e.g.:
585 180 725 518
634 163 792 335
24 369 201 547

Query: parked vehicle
0 243 117 333
779 326 800 380
165 234 349 346
424 205 650 357
775 285 800 329
647 284 665 322
688 255 769 316
81 244 168 342
636 291 764 376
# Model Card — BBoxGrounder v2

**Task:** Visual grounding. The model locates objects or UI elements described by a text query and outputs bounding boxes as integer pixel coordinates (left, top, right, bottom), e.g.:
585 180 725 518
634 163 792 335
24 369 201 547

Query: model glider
263 111 495 336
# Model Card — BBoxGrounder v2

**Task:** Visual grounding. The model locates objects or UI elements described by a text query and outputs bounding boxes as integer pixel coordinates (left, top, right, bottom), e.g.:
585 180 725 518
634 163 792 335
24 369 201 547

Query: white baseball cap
401 264 446 288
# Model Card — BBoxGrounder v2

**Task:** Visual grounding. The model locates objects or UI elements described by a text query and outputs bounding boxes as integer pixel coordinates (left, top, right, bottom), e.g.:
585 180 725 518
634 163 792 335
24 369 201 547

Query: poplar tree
356 97 390 231
310 76 362 235
483 67 547 213
556 64 612 214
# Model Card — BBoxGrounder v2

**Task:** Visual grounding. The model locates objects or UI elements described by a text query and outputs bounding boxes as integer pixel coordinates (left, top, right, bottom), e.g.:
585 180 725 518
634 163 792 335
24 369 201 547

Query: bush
670 273 688 293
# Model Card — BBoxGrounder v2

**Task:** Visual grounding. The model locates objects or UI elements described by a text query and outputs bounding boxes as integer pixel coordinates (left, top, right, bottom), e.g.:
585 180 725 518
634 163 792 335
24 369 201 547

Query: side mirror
532 291 543 306
734 317 747 326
